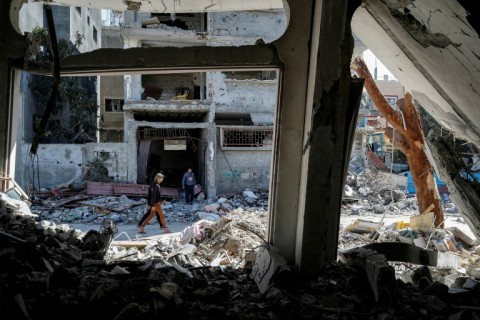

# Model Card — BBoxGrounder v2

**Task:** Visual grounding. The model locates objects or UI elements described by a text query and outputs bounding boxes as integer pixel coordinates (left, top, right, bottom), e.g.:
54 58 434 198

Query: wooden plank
43 194 93 208
86 181 178 198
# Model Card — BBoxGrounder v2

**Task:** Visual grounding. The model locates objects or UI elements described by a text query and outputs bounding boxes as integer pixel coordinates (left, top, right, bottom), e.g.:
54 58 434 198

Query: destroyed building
13 7 284 195
2 0 480 319
98 9 284 194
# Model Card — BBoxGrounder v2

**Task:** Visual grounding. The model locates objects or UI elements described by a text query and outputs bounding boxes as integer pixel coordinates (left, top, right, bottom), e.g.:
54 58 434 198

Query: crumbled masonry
2 182 480 319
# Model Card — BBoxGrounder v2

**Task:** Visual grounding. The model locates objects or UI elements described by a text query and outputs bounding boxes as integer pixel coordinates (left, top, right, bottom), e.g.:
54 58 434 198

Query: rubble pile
343 170 418 215
31 188 270 225
2 194 480 319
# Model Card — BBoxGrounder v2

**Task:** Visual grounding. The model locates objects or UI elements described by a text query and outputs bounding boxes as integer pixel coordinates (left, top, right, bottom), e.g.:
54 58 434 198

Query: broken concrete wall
215 143 272 193
84 143 129 183
209 72 276 123
142 73 203 100
15 142 129 190
207 10 287 46
15 144 84 190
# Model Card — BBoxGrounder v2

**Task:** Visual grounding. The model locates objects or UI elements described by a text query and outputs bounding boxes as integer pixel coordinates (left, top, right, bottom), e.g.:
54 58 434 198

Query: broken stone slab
196 212 221 222
345 247 396 304
111 265 130 275
450 227 477 246
410 212 435 233
433 240 450 253
251 245 290 294
110 241 148 249
243 190 258 199
414 237 427 248
466 258 480 279
344 219 379 234
437 251 461 269
453 276 478 290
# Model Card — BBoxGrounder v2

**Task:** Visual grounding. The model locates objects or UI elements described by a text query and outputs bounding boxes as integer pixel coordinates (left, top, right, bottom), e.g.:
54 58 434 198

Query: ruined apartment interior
1 0 480 319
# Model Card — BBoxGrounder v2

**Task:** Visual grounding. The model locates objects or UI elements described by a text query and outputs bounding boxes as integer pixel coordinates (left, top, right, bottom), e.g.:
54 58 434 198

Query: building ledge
223 79 277 85
124 100 210 113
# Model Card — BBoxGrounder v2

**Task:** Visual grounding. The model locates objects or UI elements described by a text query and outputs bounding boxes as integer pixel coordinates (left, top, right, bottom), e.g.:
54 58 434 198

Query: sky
362 49 396 81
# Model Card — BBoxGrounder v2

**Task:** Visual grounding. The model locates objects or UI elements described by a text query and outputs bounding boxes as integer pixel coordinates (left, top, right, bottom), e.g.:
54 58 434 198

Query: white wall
18 2 44 34
84 143 129 182
16 142 129 190
207 10 287 46
209 72 277 111
16 144 84 190
216 148 272 193
70 7 102 52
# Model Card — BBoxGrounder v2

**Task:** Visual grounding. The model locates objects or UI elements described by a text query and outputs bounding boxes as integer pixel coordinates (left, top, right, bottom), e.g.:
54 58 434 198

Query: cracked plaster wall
15 142 129 190
208 72 276 123
215 146 272 193
207 10 287 46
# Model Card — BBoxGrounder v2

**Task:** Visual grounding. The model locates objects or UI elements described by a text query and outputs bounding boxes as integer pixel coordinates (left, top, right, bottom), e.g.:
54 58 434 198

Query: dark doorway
137 128 203 188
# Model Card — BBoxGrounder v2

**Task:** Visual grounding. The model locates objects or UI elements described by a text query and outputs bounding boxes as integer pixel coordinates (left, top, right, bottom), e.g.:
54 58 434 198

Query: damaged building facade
14 6 286 196
99 9 285 195
2 0 480 318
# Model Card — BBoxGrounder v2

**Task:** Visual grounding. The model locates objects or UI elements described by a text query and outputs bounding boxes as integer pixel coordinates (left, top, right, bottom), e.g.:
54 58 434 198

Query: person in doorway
182 167 196 204
137 173 170 234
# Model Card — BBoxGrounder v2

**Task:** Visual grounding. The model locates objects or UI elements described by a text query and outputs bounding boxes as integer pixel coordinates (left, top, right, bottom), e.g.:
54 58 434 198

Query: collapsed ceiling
353 0 480 147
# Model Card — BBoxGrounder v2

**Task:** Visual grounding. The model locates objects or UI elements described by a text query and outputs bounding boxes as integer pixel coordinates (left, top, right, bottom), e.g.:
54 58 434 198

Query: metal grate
138 128 197 152
221 128 273 148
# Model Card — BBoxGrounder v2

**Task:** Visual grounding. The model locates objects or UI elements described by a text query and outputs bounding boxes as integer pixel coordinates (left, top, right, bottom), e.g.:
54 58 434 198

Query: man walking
137 173 170 234
182 167 196 204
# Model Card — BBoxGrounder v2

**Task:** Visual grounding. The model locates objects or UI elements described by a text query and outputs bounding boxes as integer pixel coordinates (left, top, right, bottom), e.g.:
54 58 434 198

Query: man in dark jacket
137 173 170 234
182 168 196 204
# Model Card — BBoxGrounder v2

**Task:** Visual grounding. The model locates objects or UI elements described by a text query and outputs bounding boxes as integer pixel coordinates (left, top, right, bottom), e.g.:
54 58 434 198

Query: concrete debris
252 245 290 294
340 170 480 291
2 196 480 319
31 188 270 227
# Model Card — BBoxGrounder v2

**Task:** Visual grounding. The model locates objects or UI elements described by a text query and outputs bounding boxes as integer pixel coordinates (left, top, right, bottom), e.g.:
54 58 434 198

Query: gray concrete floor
68 221 191 240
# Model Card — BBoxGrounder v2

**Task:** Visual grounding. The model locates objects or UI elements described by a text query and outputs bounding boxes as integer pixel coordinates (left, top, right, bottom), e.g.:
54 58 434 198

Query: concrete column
296 0 362 276
124 74 142 101
268 0 315 264
270 0 362 275
205 122 217 198
125 118 137 183
123 38 142 102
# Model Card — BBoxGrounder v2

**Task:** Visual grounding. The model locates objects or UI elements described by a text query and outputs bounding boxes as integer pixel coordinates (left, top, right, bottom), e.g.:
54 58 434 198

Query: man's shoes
162 227 172 234
137 226 146 234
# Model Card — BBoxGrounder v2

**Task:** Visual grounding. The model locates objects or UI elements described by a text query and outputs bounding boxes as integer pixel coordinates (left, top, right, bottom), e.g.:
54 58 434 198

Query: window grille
221 128 273 149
